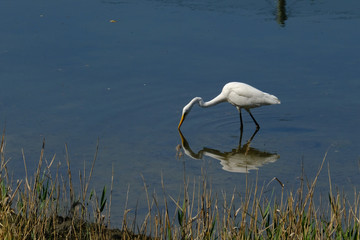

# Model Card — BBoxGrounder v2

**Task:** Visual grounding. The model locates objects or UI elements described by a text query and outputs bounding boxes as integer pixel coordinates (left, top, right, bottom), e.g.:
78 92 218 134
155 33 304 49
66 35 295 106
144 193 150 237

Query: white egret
178 82 280 129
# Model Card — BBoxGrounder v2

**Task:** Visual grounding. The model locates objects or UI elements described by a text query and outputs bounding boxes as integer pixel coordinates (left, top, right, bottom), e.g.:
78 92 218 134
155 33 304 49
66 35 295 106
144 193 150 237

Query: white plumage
178 82 280 129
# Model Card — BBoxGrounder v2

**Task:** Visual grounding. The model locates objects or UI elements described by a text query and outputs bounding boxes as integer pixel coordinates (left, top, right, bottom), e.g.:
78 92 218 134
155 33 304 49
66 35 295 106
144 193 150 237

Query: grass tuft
0 132 114 239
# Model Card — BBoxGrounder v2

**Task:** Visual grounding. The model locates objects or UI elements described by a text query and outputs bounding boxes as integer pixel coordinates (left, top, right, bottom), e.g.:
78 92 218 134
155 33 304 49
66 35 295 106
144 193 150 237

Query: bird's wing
227 83 263 98
225 83 270 108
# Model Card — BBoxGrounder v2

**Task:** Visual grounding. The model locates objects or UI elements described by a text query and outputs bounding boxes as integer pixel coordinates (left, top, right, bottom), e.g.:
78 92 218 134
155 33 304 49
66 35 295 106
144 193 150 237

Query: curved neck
198 94 226 108
184 94 226 114
187 97 214 110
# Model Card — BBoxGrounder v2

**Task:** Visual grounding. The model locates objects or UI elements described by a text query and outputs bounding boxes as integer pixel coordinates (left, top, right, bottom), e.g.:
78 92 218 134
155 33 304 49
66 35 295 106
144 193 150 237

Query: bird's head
178 97 202 129
178 105 190 129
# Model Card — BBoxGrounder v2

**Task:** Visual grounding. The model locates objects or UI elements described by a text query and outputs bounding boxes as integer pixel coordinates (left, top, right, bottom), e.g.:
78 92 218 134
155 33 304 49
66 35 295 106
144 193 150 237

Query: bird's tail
264 93 281 105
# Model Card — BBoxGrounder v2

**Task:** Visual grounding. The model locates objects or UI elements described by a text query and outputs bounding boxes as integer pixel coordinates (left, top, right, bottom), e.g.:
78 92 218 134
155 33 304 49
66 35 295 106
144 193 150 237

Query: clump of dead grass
0 130 114 239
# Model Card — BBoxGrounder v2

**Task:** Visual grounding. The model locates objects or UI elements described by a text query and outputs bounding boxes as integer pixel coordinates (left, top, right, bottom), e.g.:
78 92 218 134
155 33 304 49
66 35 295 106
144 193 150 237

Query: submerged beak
178 114 186 129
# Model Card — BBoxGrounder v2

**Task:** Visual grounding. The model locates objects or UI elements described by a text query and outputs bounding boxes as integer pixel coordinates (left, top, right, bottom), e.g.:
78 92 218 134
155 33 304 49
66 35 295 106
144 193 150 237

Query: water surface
1 0 359 226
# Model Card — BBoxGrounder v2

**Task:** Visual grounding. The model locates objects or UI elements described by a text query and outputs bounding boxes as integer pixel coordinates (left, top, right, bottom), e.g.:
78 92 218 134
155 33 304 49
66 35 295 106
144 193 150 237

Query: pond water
1 0 360 227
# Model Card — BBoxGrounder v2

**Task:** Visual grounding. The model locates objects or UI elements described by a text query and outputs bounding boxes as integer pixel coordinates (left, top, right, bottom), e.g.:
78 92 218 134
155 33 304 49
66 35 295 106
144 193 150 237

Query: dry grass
0 131 115 239
1 129 360 239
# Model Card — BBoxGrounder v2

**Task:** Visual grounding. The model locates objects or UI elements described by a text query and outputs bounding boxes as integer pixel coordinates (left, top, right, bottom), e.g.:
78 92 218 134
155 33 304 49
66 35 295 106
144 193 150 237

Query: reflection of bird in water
178 130 279 173
178 82 280 130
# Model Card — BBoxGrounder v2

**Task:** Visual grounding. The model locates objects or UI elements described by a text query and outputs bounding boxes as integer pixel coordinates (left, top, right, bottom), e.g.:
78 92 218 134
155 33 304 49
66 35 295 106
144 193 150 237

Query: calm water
1 0 360 226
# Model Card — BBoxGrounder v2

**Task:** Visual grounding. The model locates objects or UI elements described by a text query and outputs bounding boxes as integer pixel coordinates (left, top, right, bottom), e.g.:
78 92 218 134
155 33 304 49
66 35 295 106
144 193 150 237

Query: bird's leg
239 125 244 146
238 108 244 132
247 128 259 144
246 109 260 130
238 108 244 146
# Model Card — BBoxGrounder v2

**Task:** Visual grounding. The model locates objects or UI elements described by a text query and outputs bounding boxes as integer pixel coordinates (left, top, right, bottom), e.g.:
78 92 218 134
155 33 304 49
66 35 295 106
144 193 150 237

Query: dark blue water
1 0 359 226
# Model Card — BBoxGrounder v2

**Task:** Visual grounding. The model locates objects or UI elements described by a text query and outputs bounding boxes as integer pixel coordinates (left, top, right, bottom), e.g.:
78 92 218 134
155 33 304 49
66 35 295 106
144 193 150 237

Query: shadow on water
178 129 279 173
